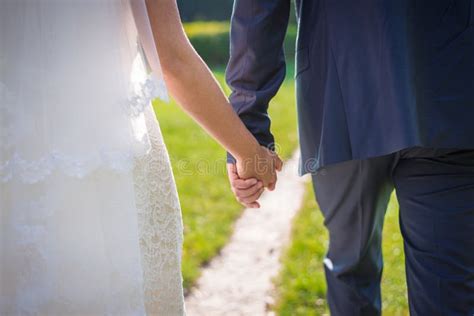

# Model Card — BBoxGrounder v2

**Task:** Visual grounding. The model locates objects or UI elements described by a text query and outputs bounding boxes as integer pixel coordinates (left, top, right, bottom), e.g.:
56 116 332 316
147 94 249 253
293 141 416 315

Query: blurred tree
177 0 234 21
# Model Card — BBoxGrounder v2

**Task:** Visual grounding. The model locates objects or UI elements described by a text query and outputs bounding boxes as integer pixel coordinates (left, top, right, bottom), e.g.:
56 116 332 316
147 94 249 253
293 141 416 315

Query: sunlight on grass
273 184 409 315
381 195 409 316
183 21 297 38
183 21 229 37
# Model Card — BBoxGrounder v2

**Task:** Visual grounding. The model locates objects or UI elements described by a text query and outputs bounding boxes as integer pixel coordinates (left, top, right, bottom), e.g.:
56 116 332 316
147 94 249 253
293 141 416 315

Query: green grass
184 21 297 38
153 66 298 292
381 195 409 316
273 183 409 315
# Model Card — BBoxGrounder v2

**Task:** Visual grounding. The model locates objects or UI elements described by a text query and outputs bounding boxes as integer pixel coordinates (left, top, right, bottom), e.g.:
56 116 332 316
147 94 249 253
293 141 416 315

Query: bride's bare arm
143 0 282 189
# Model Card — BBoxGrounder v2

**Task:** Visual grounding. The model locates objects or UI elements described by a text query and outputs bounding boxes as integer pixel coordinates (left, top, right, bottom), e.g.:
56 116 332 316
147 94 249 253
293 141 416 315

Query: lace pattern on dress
0 105 185 315
133 105 186 315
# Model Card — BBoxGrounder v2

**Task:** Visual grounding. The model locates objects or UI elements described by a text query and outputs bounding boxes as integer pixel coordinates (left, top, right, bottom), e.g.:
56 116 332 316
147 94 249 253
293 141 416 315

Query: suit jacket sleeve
226 0 291 163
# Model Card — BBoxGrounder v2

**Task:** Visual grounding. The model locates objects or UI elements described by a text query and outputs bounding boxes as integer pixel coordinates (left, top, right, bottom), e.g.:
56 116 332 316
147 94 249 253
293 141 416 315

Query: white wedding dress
0 1 186 315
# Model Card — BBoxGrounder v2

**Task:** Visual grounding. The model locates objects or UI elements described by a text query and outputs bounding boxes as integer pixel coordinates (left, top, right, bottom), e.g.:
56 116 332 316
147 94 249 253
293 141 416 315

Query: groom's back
294 0 474 172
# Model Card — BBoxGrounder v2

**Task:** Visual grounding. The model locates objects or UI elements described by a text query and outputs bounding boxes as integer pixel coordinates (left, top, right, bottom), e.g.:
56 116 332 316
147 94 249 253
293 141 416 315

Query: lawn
152 66 298 291
273 183 409 315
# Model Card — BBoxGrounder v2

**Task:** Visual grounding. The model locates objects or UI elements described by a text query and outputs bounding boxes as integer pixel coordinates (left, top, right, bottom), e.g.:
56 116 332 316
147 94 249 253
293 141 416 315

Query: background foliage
184 22 297 67
179 0 297 66
177 0 234 22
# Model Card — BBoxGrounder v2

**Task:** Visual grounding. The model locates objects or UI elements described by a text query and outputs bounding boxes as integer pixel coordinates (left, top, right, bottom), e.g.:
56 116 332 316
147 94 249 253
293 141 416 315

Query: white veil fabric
0 0 168 184
0 1 186 315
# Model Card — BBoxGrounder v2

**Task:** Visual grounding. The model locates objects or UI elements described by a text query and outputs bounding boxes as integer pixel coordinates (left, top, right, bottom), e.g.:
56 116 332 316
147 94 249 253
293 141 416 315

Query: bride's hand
236 145 283 190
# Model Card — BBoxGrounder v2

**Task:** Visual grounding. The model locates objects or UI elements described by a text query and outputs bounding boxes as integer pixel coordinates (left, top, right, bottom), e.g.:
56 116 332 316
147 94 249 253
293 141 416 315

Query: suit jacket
226 0 474 175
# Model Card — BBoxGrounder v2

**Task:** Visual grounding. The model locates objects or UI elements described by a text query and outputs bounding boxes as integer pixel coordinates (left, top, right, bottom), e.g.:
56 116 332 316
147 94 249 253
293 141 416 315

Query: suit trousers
312 147 474 316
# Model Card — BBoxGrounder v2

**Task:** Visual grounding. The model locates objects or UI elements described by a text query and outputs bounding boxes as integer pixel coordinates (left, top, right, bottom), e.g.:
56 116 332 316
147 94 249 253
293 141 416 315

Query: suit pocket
295 47 310 78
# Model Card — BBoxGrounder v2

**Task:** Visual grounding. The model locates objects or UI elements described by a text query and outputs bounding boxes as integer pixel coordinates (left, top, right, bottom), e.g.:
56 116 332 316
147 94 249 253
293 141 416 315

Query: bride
0 0 282 315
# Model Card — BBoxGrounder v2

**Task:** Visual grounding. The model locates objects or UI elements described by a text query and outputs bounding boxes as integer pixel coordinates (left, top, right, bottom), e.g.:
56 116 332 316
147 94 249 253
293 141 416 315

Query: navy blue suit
227 0 474 173
227 1 474 315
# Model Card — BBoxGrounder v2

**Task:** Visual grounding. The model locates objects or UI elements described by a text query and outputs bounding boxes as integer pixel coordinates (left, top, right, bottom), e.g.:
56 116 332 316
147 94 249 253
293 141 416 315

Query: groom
226 0 474 315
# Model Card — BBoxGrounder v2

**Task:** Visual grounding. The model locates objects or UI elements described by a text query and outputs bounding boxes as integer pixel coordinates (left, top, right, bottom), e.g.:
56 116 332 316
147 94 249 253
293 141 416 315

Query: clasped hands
227 146 283 208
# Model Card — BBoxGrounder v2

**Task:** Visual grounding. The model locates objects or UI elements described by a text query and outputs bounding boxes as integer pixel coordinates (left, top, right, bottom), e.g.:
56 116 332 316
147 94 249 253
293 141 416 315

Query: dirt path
185 151 310 316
